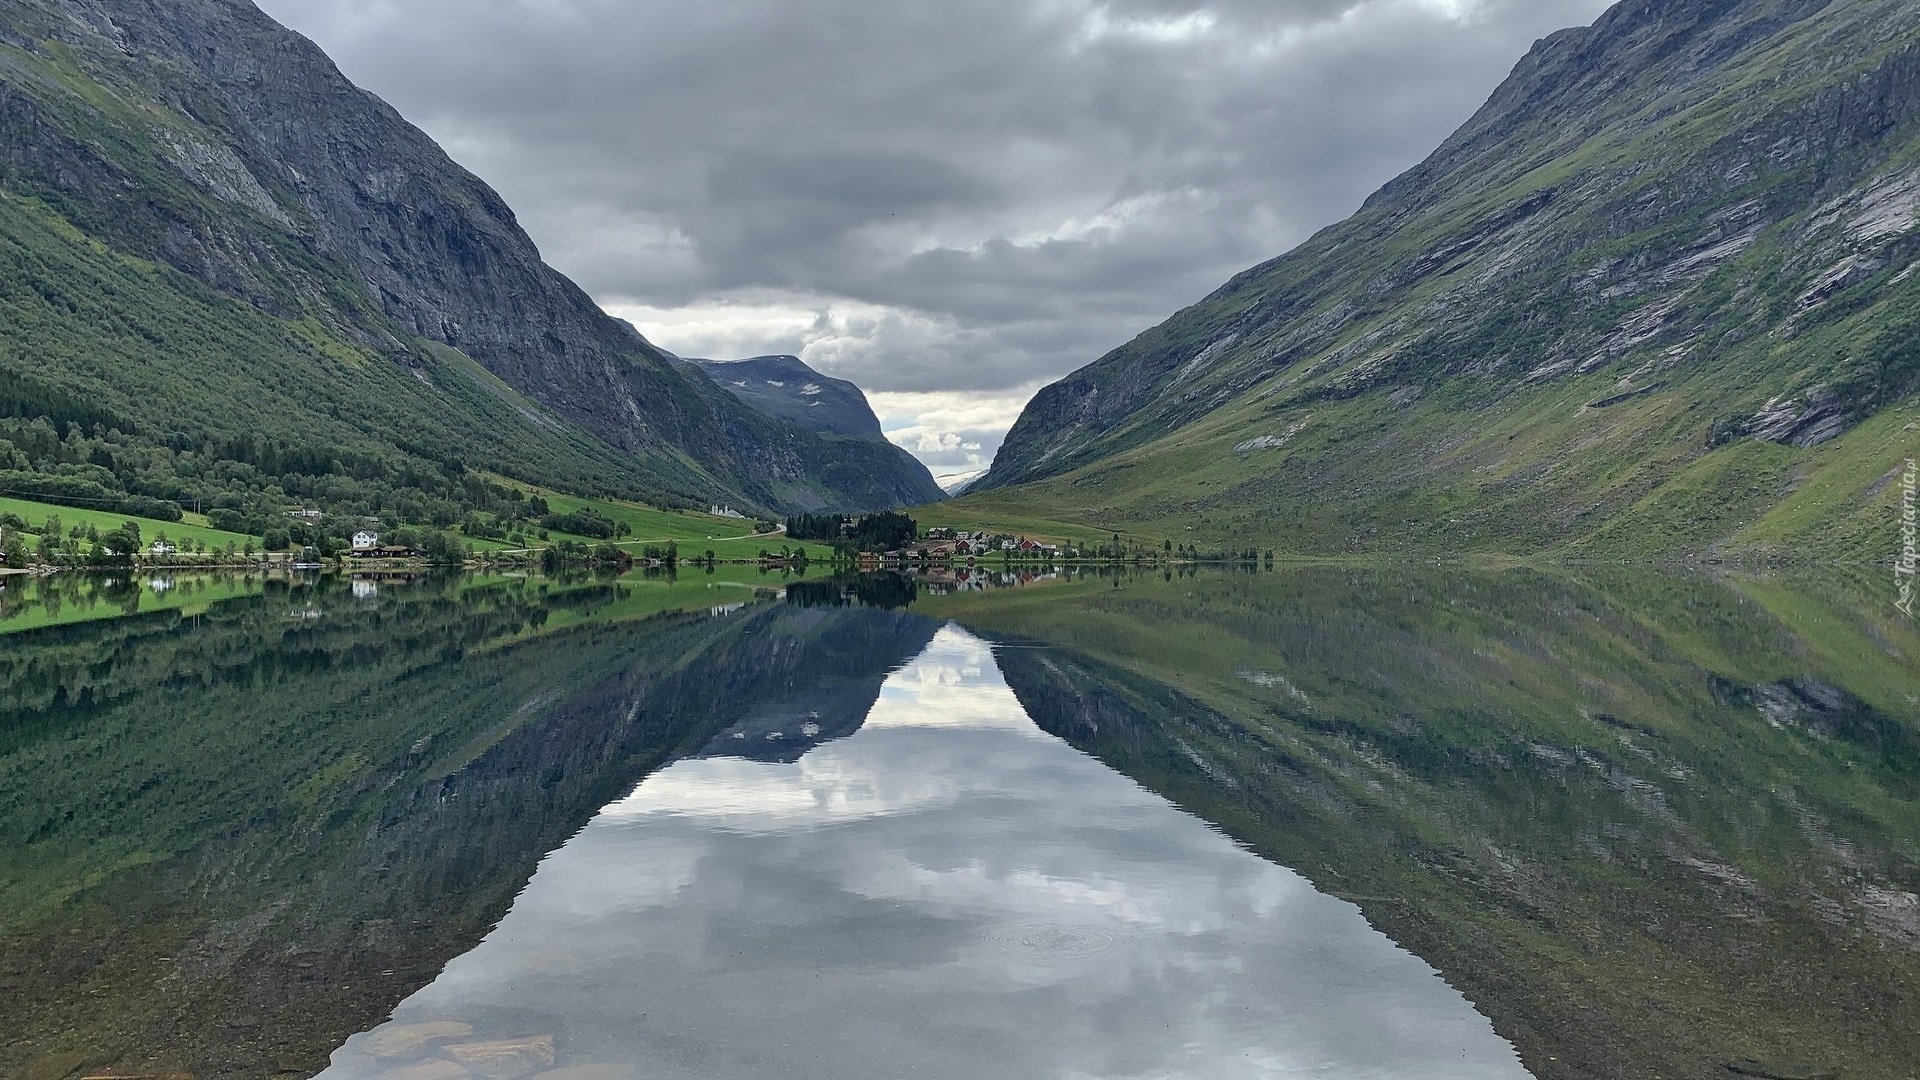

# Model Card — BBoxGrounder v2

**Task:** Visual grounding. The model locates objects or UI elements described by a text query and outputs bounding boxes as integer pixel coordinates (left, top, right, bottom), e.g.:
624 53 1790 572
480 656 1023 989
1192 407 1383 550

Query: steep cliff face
0 0 934 514
977 0 1920 558
694 354 948 505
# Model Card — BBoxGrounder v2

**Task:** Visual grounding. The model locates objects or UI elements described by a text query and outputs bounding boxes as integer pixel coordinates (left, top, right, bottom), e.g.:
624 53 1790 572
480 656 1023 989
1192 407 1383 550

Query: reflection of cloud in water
321 623 1530 1080
603 627 1045 831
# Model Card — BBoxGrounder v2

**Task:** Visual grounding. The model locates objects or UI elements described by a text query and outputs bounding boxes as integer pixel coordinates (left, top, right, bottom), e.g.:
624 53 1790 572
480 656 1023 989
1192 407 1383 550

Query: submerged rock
366 1022 475 1061
443 1036 557 1080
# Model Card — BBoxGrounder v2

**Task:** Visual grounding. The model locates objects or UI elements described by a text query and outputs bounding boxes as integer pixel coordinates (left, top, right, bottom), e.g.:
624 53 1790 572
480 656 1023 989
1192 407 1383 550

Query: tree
2 530 26 569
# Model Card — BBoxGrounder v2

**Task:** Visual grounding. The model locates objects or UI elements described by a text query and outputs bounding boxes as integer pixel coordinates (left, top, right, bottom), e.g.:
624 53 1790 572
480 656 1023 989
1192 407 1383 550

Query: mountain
0 0 935 524
693 355 947 504
694 355 885 439
972 0 1920 559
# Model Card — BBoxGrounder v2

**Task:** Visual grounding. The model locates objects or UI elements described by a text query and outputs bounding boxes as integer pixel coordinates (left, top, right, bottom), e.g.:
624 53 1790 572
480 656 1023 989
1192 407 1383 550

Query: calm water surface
2 567 1914 1080
322 627 1524 1080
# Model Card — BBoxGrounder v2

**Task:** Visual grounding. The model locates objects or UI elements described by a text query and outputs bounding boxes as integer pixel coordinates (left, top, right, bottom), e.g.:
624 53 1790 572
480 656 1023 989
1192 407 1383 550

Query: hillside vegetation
0 0 935 545
969 0 1920 561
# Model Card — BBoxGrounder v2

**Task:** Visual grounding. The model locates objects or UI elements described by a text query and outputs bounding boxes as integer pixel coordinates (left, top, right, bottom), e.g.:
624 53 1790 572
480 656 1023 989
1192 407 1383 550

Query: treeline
0 413 646 554
0 468 185 522
784 511 917 552
784 513 849 541
0 416 525 534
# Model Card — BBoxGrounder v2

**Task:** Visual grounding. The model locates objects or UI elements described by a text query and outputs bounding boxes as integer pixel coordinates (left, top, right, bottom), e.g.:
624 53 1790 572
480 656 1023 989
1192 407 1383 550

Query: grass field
912 499 1110 547
0 486 834 564
0 495 259 552
480 477 837 561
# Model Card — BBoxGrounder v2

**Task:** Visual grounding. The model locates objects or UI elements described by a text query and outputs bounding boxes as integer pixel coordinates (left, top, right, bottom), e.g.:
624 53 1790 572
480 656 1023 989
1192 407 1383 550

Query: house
149 540 177 557
286 507 324 520
352 530 380 550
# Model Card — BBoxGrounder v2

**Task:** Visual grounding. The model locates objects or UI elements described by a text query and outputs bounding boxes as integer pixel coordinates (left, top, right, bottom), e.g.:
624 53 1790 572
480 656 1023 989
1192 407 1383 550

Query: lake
1 566 1914 1080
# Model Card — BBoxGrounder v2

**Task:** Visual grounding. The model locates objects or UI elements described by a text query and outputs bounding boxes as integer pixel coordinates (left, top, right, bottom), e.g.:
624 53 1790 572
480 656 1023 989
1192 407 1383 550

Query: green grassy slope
0 494 255 550
478 478 836 561
0 89 724 521
966 0 1920 560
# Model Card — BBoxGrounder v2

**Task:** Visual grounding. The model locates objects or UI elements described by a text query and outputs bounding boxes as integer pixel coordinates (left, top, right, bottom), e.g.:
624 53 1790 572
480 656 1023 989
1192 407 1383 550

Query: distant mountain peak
692 355 947 505
691 356 884 440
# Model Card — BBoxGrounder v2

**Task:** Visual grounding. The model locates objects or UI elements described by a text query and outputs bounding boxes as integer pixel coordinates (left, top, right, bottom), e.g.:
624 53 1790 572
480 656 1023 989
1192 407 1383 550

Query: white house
352 530 380 550
149 540 176 556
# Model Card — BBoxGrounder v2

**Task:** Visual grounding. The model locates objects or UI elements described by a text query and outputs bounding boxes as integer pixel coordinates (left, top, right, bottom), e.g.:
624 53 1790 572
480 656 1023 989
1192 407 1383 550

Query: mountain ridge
0 0 937 521
972 0 1920 559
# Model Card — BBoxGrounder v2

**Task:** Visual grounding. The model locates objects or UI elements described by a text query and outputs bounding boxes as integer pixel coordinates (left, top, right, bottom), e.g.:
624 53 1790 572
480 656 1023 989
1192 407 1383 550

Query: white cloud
259 0 1613 471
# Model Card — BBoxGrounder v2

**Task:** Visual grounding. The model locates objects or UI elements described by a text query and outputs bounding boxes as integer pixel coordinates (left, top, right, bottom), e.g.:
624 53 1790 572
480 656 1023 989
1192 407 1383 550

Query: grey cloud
258 0 1613 461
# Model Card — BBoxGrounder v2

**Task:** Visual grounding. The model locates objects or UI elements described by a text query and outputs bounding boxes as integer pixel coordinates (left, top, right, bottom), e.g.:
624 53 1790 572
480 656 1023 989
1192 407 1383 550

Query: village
851 528 1060 570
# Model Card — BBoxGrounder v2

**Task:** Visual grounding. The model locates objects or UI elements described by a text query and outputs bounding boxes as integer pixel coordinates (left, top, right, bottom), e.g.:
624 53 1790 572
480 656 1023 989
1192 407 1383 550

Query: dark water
1 568 1915 1080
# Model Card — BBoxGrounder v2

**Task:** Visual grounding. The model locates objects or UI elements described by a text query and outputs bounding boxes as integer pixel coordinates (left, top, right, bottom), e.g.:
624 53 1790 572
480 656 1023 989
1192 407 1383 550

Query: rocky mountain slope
693 355 946 504
973 0 1920 559
0 0 935 519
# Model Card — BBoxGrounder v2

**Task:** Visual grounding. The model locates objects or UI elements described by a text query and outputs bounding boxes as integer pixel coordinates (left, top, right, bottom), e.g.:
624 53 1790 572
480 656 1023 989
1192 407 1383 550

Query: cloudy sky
256 0 1611 478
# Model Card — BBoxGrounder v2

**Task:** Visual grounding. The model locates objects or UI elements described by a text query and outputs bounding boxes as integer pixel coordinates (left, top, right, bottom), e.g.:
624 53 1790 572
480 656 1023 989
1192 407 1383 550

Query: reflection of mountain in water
697 610 940 762
697 682 883 762
9 566 1916 1080
0 580 940 1080
962 568 1920 1080
321 626 1529 1080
